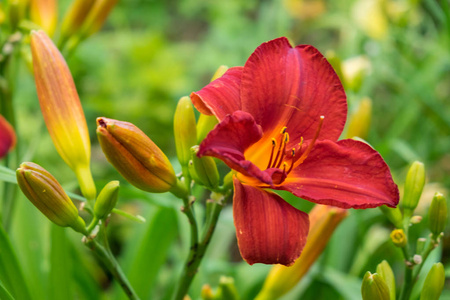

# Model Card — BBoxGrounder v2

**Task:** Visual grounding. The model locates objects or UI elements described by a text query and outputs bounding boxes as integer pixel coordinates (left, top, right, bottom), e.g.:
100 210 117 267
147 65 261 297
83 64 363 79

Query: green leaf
0 225 33 300
49 225 73 300
0 279 15 300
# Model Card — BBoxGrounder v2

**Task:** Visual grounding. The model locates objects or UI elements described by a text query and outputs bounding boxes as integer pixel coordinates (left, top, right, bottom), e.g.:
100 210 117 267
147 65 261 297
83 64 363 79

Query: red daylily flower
191 37 399 266
0 114 16 159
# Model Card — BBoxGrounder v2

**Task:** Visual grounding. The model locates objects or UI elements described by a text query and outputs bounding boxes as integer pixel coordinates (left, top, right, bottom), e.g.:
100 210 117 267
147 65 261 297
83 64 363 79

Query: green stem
84 234 139 300
172 197 224 300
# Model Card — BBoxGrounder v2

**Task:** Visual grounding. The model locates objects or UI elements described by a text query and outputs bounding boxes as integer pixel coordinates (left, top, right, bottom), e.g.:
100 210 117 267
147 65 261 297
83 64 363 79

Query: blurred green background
4 0 450 299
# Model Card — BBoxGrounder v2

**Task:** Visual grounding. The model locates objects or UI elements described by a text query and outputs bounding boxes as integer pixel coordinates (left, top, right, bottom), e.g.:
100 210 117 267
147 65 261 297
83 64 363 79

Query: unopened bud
59 0 96 44
200 284 214 300
189 146 219 190
346 97 372 139
174 96 197 166
94 180 119 219
376 261 395 300
96 118 184 197
402 161 425 218
341 56 371 92
77 0 118 38
390 229 407 248
16 162 86 234
420 263 445 300
216 276 239 300
413 254 422 265
0 115 16 159
30 0 58 36
410 215 422 224
379 205 403 228
197 114 218 143
361 272 390 300
428 192 447 236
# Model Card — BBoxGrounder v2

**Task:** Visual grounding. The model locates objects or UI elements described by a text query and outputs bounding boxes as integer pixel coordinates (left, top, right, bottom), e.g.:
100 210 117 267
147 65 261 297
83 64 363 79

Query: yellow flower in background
346 97 372 140
30 0 58 36
352 0 388 40
255 205 348 299
283 0 326 20
30 30 96 202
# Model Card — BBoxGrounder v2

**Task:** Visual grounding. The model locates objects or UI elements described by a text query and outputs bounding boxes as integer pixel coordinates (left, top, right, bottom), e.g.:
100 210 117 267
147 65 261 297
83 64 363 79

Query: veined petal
199 111 269 183
191 67 243 121
233 178 309 265
240 37 347 143
277 139 399 208
0 115 16 159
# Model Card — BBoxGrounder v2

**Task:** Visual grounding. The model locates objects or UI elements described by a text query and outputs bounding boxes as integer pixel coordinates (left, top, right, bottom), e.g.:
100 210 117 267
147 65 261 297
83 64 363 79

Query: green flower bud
420 263 445 300
376 261 395 300
379 205 403 228
189 146 219 190
216 276 239 300
361 272 390 300
402 161 425 218
428 192 447 236
174 96 197 166
96 118 183 196
94 180 119 219
196 114 218 143
390 229 407 248
16 162 86 234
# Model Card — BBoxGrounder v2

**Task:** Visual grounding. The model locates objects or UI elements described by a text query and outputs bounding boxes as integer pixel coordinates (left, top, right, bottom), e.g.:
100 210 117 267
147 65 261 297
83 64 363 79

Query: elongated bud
420 263 445 300
200 285 214 300
8 0 28 29
30 0 57 36
376 261 395 300
96 118 186 197
390 229 407 248
174 96 197 166
94 180 119 219
379 205 403 228
216 277 239 300
361 272 390 300
346 97 372 139
402 161 425 218
256 205 348 300
211 65 229 81
0 115 16 159
31 30 96 201
77 0 118 39
189 146 219 189
428 192 447 236
59 0 96 44
16 162 86 234
197 114 218 143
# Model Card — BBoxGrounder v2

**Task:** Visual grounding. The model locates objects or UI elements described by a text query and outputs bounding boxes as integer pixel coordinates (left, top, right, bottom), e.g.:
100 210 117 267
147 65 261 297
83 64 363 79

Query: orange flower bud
78 0 118 38
30 0 57 36
16 162 87 234
60 0 96 43
0 115 16 159
96 118 186 197
30 30 96 201
256 205 348 299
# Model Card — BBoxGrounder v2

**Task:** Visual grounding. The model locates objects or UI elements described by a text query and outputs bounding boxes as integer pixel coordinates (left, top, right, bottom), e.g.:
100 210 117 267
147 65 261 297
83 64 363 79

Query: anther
294 116 324 166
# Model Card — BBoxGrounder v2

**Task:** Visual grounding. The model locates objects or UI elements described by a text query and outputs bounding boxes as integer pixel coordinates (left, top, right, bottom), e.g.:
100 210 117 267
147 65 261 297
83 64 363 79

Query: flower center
266 116 324 177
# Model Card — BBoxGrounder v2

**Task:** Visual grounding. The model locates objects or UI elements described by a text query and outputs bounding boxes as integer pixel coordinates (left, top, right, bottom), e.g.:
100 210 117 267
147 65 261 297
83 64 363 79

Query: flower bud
16 162 86 234
379 205 403 228
420 263 445 300
390 229 407 248
416 238 426 254
8 0 28 30
216 277 239 300
346 97 372 139
200 284 214 300
31 30 96 201
256 205 348 300
96 118 183 196
189 146 219 190
341 55 371 91
30 0 58 36
0 114 16 159
402 161 425 218
211 65 229 81
59 0 96 45
94 180 119 219
77 0 118 39
196 114 218 143
361 272 390 300
174 96 197 166
428 192 447 236
376 261 395 300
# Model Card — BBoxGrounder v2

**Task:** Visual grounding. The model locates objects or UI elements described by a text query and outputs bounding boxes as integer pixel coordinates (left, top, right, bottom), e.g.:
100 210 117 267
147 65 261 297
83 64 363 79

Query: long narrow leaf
49 225 73 300
0 280 15 300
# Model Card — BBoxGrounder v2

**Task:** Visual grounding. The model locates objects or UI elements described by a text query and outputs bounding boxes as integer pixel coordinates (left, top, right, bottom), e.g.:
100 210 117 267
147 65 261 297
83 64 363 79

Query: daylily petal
276 139 399 208
240 37 347 143
191 67 243 120
0 115 16 159
199 111 277 184
233 178 309 265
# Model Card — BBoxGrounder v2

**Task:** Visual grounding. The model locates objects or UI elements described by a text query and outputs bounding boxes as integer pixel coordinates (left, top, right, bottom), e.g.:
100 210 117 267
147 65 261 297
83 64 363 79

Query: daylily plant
191 37 399 266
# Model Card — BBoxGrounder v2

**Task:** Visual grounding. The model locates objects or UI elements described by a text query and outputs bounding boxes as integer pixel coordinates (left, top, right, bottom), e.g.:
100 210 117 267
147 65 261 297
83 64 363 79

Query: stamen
294 116 324 166
275 132 289 168
286 148 295 174
266 138 277 169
